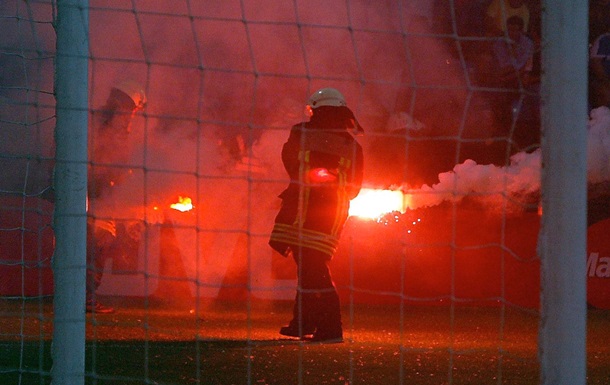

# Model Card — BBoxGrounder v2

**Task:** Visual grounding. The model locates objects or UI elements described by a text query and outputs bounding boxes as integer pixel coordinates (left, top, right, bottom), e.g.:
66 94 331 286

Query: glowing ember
170 196 193 212
349 188 407 220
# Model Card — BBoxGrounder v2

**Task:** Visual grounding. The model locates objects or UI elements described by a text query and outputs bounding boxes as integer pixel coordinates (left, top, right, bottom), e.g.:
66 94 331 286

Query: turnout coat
269 117 364 259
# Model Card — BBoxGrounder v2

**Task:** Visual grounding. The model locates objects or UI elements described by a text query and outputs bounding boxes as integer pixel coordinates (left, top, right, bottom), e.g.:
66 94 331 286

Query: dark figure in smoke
269 88 364 342
86 81 146 313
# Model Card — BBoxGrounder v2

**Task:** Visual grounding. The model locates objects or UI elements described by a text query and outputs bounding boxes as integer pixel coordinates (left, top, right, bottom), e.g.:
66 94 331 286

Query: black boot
279 322 315 338
310 291 343 343
279 293 316 338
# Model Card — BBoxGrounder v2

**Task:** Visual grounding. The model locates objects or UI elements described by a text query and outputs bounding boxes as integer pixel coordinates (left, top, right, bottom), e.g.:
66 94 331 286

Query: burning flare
349 188 407 220
170 196 194 212
308 167 337 183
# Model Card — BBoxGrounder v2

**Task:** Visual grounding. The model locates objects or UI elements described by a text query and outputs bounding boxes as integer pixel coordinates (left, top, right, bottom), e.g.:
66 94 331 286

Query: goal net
1 0 594 384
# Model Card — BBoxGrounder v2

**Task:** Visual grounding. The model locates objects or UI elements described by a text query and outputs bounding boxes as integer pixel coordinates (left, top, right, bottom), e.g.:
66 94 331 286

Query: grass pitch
1 297 609 384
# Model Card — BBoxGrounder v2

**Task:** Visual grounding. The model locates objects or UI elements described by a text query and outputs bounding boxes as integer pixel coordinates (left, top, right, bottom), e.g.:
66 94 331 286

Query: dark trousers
86 219 115 301
290 247 342 333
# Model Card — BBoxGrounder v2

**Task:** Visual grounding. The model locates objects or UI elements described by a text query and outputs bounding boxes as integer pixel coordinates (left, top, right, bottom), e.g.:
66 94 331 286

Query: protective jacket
269 111 364 259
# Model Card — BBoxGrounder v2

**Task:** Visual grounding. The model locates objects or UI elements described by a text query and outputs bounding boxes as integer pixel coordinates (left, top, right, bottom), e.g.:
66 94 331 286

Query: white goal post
0 0 591 384
538 1 588 384
52 1 88 384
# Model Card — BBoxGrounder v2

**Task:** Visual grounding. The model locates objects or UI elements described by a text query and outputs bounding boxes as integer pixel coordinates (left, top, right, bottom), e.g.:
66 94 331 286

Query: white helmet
306 88 347 109
114 80 147 110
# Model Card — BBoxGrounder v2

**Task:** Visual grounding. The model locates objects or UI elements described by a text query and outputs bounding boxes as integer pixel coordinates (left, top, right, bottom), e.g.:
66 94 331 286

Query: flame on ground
170 196 194 212
349 188 407 220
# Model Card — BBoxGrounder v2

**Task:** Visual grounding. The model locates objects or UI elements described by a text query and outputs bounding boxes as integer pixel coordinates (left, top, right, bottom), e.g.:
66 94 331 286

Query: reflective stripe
270 223 339 256
295 150 311 226
331 161 349 235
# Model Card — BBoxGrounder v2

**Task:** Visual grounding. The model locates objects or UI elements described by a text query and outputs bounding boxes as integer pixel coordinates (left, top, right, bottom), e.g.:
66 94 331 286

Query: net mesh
0 1 600 384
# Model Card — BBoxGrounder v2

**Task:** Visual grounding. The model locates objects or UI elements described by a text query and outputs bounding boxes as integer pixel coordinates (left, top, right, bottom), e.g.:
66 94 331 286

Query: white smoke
406 106 610 211
406 149 541 210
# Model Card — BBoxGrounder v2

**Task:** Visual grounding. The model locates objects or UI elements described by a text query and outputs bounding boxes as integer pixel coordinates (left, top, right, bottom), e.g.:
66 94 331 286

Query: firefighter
86 80 146 313
269 87 364 342
44 81 145 313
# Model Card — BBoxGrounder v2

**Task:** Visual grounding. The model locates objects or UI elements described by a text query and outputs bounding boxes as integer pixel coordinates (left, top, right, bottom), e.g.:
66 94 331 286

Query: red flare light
170 196 193 212
309 167 337 183
349 189 407 220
